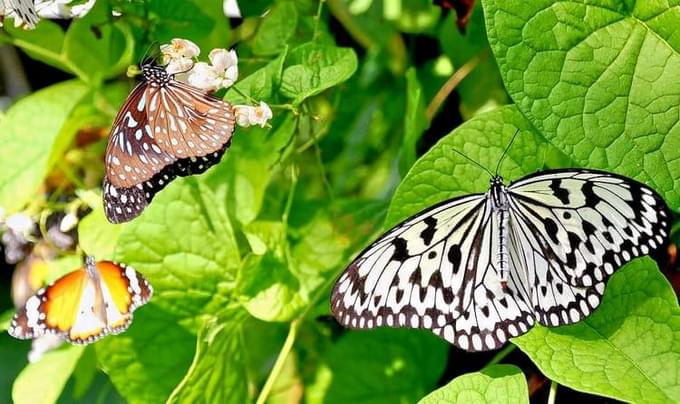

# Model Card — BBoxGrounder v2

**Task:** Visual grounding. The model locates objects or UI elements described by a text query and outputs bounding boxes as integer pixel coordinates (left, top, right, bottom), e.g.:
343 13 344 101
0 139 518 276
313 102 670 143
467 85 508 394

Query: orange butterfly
8 257 153 344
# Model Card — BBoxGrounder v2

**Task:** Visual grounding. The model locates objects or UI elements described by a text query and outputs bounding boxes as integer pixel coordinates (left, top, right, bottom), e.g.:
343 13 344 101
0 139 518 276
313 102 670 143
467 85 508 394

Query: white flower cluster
160 38 273 128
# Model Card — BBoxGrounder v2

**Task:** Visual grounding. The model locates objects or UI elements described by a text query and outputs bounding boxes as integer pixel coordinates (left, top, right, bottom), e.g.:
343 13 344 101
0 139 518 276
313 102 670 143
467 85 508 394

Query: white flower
28 335 63 363
235 101 273 128
186 49 238 91
5 213 35 238
209 49 239 88
223 0 241 18
59 212 78 232
160 38 200 75
186 62 221 91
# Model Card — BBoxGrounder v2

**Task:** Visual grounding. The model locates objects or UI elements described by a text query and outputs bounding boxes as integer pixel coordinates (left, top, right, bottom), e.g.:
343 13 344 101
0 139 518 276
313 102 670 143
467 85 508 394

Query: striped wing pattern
331 169 670 351
1 0 39 29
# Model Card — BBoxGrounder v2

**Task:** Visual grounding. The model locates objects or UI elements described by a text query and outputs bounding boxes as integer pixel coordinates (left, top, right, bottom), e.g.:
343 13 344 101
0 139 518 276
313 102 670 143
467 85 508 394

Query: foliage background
0 0 679 403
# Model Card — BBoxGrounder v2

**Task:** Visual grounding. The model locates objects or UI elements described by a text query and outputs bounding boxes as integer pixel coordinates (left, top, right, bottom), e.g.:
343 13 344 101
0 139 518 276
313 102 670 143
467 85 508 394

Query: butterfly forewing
507 170 670 288
147 81 235 158
331 168 671 352
105 83 176 189
103 65 236 223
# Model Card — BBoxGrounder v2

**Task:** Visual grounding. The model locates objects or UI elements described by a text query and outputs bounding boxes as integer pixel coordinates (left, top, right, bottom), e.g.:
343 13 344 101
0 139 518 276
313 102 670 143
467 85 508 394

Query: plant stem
326 0 376 50
547 380 558 404
485 344 515 367
426 51 486 120
255 319 300 404
313 0 327 41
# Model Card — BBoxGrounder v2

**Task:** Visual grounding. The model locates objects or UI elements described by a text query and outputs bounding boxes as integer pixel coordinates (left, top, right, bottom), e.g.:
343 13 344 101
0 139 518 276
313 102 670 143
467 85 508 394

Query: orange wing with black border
8 258 153 345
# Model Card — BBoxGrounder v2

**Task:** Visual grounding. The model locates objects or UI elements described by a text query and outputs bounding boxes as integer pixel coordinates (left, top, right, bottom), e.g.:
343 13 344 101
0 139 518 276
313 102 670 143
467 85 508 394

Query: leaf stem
255 319 300 404
425 50 486 120
485 344 515 367
547 380 558 404
313 0 327 41
326 0 376 49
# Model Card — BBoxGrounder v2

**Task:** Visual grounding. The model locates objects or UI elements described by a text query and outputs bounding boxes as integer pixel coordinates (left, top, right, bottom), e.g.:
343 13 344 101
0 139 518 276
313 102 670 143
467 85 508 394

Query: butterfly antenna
140 41 160 67
494 129 520 176
450 147 494 178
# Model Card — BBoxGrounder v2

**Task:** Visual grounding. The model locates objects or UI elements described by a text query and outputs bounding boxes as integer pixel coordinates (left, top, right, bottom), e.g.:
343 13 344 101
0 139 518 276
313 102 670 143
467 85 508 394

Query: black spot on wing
420 216 437 245
549 179 570 204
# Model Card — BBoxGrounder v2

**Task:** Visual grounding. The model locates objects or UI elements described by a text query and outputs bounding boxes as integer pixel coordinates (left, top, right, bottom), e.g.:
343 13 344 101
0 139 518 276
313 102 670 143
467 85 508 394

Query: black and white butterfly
0 0 39 29
331 166 671 351
103 64 235 223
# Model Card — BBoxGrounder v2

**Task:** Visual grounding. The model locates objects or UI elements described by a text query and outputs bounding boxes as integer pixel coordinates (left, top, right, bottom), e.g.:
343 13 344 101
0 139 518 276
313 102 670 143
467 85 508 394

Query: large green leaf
386 105 558 227
13 345 84 404
168 316 250 404
97 164 242 403
307 328 448 403
0 80 88 212
418 365 529 404
514 258 680 402
483 0 680 208
96 305 196 404
111 170 240 327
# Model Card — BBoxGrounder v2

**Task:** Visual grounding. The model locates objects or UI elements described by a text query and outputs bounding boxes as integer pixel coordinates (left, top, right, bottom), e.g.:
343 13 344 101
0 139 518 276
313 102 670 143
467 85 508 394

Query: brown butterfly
103 64 235 223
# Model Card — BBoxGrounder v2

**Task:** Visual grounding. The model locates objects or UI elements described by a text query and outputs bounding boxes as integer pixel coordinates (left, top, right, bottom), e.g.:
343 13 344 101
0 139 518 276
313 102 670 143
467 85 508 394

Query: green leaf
0 310 12 332
112 173 240 327
0 335 29 404
12 345 84 404
224 115 296 225
281 43 358 104
400 67 428 175
418 365 529 404
4 22 69 73
225 47 288 104
514 257 680 402
148 0 230 54
306 329 448 403
251 1 298 56
386 105 556 227
168 316 250 404
239 253 305 322
77 205 126 260
0 80 88 213
62 0 135 84
96 305 196 404
6 2 133 84
239 221 306 322
484 0 680 208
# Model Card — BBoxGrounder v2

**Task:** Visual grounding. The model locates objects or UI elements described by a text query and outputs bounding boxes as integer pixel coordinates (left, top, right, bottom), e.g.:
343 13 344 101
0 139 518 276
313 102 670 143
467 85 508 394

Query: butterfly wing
8 261 153 344
96 261 153 335
507 169 670 326
8 268 110 343
103 72 235 224
146 80 235 159
331 193 535 351
105 83 176 189
4 0 39 29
